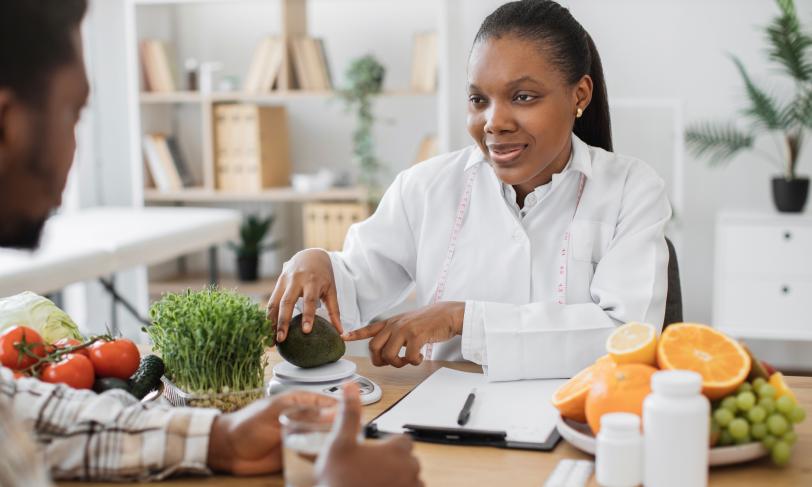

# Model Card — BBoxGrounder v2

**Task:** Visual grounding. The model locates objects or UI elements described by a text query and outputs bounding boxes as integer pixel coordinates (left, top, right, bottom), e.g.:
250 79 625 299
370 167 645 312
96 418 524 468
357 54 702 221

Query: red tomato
53 338 90 357
40 354 95 389
88 339 140 379
0 326 46 370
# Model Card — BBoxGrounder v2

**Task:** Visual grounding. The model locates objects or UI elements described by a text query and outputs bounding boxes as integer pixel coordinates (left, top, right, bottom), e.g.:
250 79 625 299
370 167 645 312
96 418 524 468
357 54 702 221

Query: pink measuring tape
424 165 586 360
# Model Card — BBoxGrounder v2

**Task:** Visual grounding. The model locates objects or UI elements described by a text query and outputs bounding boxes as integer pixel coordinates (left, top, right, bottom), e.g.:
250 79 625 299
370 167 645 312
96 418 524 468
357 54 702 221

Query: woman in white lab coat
268 0 671 381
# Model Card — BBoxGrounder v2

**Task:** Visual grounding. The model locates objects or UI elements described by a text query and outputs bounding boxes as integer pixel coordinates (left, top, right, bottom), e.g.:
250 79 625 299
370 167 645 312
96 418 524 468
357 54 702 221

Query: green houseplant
147 288 273 411
228 214 279 282
337 55 386 204
686 0 811 212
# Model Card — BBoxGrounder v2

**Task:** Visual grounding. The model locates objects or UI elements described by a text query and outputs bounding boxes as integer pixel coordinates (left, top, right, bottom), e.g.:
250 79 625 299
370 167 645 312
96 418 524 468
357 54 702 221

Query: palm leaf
685 122 755 165
731 55 788 129
766 0 812 82
794 86 812 128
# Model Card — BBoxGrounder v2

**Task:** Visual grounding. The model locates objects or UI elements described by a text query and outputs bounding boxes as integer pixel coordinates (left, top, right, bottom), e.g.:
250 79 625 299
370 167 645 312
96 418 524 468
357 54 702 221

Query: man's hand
342 301 465 367
206 391 337 475
316 383 423 487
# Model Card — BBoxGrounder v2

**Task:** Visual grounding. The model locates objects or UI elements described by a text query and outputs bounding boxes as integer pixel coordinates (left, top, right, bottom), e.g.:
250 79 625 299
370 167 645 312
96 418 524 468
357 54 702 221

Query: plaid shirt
0 366 220 484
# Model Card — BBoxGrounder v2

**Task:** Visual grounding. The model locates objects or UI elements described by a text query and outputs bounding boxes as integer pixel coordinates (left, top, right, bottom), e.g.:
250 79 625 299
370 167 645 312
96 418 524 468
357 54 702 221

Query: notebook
367 367 566 450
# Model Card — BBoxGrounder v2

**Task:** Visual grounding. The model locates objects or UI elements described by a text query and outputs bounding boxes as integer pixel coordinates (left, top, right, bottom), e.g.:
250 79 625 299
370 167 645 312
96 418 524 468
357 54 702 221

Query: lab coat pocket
570 220 603 264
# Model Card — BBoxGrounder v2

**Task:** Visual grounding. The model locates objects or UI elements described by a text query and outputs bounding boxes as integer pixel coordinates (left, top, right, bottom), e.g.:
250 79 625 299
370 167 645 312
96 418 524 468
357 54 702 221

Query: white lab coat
328 134 671 381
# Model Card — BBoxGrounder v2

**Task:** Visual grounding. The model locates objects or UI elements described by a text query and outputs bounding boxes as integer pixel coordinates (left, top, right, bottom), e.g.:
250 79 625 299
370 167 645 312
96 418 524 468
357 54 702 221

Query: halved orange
606 322 658 365
656 323 750 400
552 355 614 423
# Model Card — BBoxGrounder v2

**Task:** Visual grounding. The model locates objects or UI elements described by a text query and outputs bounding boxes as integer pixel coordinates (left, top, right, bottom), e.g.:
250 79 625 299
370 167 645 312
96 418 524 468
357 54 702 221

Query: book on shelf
243 37 285 93
165 136 195 187
213 103 291 192
140 39 176 92
142 133 183 192
410 31 438 92
289 37 332 91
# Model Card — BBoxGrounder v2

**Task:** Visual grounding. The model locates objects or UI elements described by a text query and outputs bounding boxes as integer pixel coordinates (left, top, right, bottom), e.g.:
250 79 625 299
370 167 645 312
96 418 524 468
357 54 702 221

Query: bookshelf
126 0 448 290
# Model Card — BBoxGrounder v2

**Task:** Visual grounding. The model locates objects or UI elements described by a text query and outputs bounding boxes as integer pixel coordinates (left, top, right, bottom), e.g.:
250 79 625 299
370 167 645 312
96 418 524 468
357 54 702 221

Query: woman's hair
474 0 612 152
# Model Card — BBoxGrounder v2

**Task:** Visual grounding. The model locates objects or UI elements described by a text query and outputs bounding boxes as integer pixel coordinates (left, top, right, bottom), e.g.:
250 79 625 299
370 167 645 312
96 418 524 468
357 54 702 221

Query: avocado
278 315 346 368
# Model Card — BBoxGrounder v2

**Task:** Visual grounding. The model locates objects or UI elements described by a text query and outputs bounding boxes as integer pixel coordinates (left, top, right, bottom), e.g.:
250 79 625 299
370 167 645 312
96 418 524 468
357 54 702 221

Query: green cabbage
0 292 83 342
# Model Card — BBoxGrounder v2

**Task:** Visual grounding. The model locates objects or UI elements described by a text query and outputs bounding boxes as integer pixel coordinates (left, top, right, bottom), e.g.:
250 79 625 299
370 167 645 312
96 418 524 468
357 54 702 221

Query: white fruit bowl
556 415 769 466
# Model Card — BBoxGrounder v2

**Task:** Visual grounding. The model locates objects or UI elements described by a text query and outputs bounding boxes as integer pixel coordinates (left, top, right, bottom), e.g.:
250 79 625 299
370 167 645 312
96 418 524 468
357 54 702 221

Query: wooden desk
60 355 812 487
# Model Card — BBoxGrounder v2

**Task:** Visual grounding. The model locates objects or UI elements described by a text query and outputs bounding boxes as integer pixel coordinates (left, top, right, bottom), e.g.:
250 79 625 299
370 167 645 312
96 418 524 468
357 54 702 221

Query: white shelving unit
123 0 452 290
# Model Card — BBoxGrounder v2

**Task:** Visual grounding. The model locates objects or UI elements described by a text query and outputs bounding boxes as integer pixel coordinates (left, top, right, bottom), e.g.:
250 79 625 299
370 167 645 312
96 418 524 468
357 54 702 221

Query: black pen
457 388 477 426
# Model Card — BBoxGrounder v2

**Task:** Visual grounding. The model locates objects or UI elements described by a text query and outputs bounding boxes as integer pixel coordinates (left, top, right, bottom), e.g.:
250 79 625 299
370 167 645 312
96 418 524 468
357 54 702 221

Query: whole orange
552 355 616 423
585 363 657 434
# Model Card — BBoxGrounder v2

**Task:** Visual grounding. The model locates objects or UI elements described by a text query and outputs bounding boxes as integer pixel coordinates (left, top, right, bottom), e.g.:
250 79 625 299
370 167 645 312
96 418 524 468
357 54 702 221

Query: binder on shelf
165 136 195 187
414 134 438 164
410 31 437 92
303 203 368 251
140 40 176 92
213 103 291 192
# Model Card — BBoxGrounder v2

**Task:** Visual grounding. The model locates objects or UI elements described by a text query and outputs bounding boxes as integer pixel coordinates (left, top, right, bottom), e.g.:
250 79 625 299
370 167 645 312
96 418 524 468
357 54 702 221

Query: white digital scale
268 359 383 405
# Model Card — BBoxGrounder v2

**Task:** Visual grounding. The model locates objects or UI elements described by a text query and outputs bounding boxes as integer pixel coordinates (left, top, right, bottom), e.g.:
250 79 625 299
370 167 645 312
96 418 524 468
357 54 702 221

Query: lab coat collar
463 133 594 180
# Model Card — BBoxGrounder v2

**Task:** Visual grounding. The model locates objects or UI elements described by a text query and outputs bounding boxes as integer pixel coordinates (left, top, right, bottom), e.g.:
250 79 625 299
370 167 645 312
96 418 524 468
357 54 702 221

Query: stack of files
410 31 437 92
242 36 286 93
140 40 176 92
368 367 564 451
289 37 332 91
213 103 291 192
142 134 193 192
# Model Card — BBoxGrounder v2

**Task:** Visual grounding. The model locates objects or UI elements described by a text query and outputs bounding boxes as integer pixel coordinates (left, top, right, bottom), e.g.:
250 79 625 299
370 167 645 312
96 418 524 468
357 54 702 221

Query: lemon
606 322 658 365
769 372 798 403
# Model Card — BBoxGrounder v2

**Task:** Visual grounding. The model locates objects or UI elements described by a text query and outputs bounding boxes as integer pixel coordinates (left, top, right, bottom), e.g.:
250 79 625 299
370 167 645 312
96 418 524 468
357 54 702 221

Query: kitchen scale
268 359 382 405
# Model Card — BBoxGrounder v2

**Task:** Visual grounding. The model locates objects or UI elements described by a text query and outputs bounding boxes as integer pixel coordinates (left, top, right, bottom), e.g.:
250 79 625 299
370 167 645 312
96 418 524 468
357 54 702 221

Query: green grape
771 440 791 467
719 429 734 446
782 431 798 446
714 408 734 427
776 395 796 415
762 434 777 450
767 414 789 436
752 377 767 391
758 397 776 414
721 396 739 413
734 433 752 445
747 406 766 424
728 418 750 440
736 391 756 411
737 382 753 394
789 406 806 424
758 384 776 398
750 423 768 440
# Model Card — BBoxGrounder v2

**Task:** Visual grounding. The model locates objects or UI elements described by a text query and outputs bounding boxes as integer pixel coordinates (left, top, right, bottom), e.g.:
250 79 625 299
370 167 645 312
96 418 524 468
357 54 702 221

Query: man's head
0 0 89 249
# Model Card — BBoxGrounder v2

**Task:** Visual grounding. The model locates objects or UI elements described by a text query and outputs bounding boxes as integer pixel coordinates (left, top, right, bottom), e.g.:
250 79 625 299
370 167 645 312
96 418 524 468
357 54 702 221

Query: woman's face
466 34 592 193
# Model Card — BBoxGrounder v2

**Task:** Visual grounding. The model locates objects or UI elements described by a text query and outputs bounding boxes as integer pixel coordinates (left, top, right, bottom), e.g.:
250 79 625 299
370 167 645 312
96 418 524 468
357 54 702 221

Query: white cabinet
713 211 812 341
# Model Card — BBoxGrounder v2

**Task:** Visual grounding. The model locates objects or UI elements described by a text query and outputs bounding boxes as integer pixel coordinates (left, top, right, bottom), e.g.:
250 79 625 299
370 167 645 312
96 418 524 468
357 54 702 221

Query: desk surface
60 354 812 487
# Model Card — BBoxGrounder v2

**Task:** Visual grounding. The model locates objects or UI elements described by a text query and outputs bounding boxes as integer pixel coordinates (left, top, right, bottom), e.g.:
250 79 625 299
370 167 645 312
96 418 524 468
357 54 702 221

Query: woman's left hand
342 302 465 368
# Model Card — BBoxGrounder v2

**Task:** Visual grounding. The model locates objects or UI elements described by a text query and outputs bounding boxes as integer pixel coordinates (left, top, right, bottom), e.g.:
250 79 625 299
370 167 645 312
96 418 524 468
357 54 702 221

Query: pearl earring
576 107 584 118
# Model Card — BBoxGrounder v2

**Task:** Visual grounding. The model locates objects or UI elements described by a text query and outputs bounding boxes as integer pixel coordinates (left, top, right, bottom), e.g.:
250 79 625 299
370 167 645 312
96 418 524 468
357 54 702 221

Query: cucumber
93 377 130 394
128 354 165 400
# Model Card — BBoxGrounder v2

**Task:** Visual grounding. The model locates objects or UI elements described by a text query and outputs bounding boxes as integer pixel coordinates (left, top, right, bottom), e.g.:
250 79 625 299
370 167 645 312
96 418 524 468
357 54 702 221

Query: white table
0 207 241 326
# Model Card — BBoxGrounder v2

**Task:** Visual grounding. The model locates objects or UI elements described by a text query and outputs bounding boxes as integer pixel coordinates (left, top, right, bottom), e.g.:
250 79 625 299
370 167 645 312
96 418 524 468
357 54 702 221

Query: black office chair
663 237 683 329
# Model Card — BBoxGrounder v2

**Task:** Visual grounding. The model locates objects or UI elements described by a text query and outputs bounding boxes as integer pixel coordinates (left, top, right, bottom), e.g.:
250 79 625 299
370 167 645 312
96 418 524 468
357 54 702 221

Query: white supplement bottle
643 370 710 487
596 412 642 487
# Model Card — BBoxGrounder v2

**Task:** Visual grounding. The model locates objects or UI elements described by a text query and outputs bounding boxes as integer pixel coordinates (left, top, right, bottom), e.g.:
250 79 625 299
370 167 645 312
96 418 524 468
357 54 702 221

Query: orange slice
552 355 614 423
656 323 750 400
606 322 658 365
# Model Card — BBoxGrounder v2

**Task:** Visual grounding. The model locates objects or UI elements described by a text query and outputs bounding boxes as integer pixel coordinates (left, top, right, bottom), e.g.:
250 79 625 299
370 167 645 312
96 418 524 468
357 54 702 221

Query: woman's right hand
267 248 343 343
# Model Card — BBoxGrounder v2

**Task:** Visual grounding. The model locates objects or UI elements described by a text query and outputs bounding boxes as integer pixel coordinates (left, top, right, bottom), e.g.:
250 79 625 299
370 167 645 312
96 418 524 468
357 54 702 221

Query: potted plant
337 55 386 206
147 288 273 412
686 0 811 212
229 214 279 282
